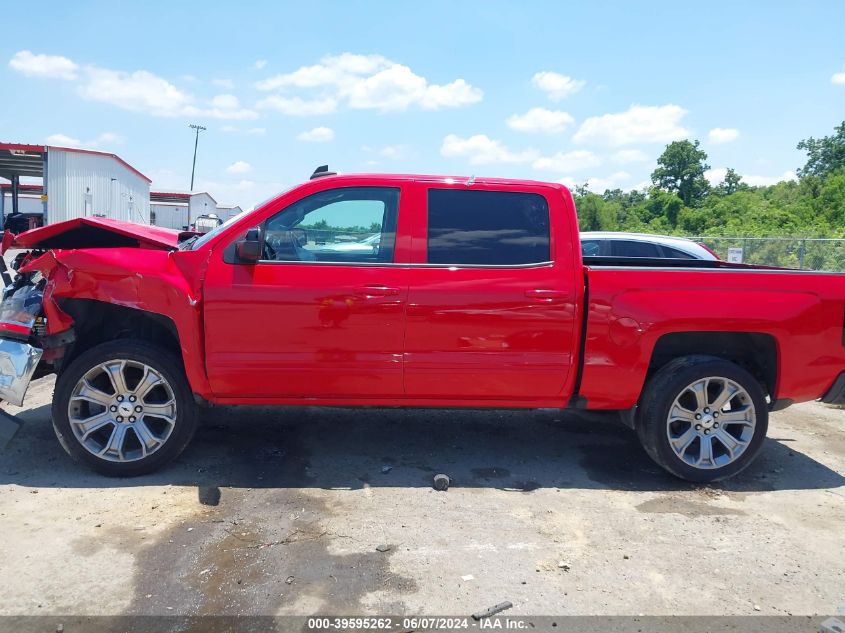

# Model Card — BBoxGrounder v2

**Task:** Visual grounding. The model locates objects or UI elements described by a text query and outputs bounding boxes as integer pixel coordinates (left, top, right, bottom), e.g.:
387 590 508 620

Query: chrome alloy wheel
666 376 756 469
68 359 177 462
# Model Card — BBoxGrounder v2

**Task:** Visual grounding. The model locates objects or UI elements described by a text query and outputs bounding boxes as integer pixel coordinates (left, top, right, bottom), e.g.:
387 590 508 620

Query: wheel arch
647 331 779 401
56 299 182 373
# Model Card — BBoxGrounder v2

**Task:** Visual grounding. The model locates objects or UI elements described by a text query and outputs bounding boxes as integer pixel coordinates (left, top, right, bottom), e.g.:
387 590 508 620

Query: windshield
187 187 295 250
187 212 249 250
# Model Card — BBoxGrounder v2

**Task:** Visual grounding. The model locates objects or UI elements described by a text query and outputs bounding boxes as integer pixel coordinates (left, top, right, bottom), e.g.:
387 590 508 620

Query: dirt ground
0 374 843 617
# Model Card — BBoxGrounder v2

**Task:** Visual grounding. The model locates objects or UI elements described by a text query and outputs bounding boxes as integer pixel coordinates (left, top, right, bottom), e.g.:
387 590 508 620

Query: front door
203 185 408 399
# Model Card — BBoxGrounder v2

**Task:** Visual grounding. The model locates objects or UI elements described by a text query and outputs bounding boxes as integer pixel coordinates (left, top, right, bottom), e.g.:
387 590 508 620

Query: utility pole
189 124 206 191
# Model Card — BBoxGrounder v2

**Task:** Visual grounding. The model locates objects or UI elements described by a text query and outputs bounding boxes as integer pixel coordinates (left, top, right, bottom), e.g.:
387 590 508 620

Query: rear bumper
0 338 43 407
820 372 845 405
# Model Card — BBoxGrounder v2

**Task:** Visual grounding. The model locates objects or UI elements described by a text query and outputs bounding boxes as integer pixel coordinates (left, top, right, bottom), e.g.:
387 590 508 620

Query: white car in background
580 232 719 260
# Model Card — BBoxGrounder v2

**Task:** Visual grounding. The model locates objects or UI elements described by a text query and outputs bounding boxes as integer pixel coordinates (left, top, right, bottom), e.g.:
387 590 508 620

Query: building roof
151 191 192 202
0 142 152 183
0 183 43 194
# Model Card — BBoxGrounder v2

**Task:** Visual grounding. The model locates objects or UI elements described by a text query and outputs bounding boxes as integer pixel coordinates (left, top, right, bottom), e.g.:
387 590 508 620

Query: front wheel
52 340 198 476
636 356 768 483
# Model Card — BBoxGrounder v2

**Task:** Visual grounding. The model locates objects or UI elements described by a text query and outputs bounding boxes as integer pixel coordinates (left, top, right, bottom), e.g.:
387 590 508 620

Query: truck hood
1 217 198 254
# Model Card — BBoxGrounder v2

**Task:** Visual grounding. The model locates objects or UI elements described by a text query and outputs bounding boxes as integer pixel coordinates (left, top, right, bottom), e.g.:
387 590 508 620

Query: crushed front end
0 249 73 411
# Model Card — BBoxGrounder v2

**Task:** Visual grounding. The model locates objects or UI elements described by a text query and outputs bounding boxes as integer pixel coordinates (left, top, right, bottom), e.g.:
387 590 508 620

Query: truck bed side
579 265 845 409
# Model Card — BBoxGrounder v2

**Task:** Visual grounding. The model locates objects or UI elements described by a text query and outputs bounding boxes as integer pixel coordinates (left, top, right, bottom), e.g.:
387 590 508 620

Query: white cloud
379 145 406 159
45 133 81 146
257 95 338 115
254 59 268 70
708 127 740 144
11 51 259 120
704 167 727 185
533 150 601 173
9 50 78 80
612 149 649 164
833 70 845 85
45 131 121 149
559 171 632 192
297 126 334 142
362 145 408 160
190 94 258 120
256 53 482 112
531 71 585 101
79 67 193 116
507 107 575 134
440 134 537 165
80 69 258 119
573 104 690 146
743 171 796 187
211 78 235 89
705 167 797 187
226 161 252 174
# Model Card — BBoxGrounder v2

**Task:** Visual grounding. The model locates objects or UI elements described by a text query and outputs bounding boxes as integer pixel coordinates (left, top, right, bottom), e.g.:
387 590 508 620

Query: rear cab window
426 189 551 265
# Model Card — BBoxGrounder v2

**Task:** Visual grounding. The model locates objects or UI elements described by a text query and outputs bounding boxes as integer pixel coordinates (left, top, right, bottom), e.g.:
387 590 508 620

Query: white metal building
150 192 192 231
150 191 243 230
0 143 151 227
215 203 244 222
47 147 151 224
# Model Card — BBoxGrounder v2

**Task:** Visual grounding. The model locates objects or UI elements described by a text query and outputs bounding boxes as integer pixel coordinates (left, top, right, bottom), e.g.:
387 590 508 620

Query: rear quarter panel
581 267 845 409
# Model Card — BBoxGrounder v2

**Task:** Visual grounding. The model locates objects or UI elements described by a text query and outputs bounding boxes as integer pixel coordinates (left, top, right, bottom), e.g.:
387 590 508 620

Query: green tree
797 121 845 179
575 193 617 231
717 168 748 195
651 140 711 207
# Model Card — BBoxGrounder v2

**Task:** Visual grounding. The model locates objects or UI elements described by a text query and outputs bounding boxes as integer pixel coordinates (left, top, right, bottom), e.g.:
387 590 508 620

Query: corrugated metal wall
46 149 151 224
150 203 189 230
216 206 243 222
188 192 216 223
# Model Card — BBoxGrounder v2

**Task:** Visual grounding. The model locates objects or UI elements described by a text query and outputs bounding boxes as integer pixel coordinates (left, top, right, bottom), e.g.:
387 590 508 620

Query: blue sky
2 0 844 208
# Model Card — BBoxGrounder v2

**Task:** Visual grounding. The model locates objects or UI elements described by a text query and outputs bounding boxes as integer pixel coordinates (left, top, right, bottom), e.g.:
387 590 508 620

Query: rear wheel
636 356 768 482
52 340 198 476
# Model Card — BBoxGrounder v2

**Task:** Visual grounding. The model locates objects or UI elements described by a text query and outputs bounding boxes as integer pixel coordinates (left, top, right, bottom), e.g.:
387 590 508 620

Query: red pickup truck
2 170 844 482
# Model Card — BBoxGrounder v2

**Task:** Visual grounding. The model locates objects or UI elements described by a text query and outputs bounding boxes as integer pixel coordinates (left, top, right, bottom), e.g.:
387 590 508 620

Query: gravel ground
1 374 843 617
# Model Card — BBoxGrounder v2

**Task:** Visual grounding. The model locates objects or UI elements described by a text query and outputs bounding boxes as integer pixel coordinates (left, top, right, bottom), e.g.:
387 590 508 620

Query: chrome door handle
355 285 401 297
525 289 567 301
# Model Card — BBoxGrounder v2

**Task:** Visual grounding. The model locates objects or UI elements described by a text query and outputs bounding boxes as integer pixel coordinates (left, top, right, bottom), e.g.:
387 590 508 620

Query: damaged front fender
18 246 213 400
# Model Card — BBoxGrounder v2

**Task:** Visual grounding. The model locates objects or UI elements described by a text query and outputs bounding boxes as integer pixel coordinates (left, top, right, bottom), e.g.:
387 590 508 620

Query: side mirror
235 227 261 263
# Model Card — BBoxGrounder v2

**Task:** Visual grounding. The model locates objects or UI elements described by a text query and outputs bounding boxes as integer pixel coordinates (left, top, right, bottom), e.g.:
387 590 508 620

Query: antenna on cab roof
310 165 338 180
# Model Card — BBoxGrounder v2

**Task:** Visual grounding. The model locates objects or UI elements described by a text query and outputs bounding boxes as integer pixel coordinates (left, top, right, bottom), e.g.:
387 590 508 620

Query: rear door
403 182 580 402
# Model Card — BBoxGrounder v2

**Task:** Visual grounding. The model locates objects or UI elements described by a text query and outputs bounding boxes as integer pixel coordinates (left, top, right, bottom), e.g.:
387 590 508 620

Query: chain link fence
688 237 845 272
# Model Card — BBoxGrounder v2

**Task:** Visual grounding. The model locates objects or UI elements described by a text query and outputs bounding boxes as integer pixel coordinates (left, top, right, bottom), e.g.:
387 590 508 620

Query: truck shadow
1 403 842 495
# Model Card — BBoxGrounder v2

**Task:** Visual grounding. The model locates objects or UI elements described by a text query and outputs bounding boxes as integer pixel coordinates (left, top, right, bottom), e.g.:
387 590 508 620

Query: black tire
52 339 198 476
636 355 768 483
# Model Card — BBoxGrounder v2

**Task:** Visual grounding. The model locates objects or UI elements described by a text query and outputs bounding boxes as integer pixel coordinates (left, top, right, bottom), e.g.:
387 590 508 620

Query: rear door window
581 240 602 256
610 240 662 258
661 245 696 259
427 189 550 265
